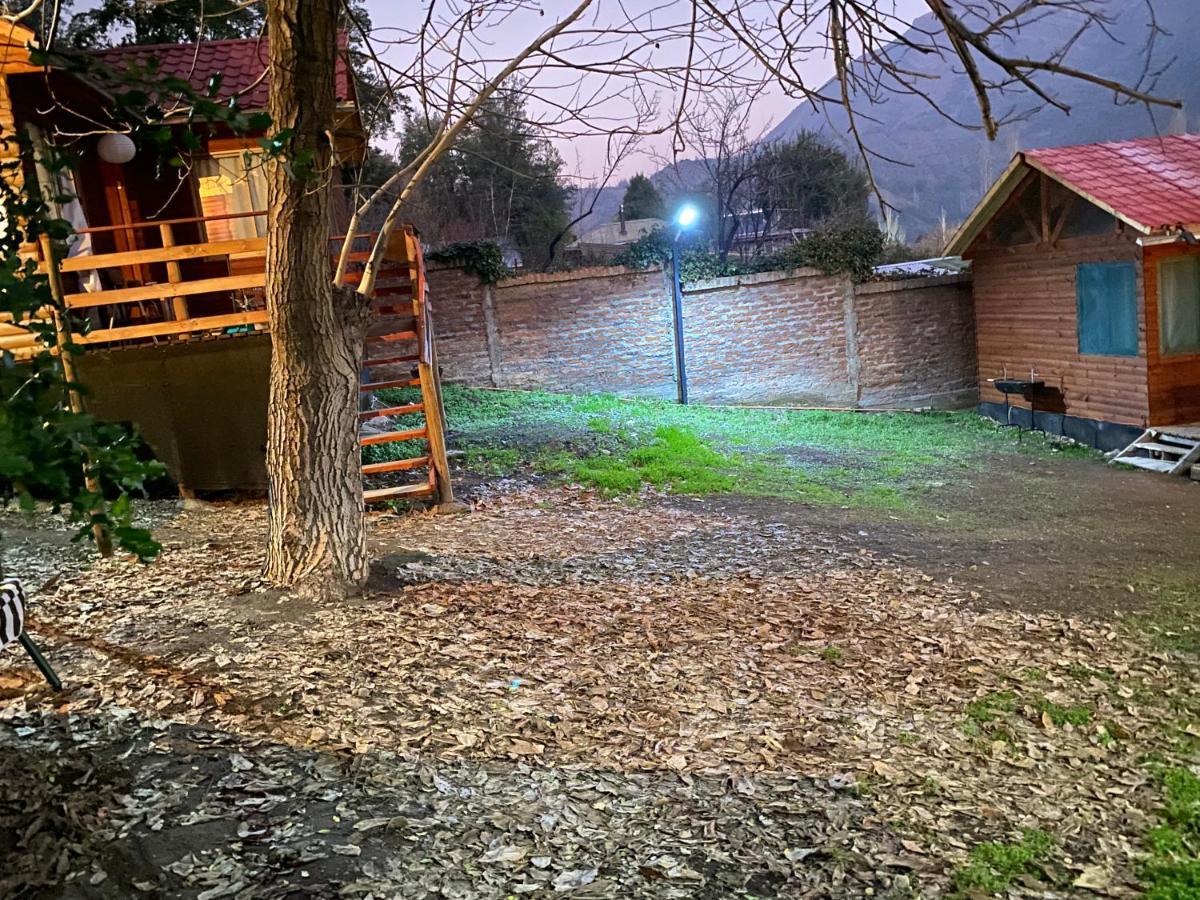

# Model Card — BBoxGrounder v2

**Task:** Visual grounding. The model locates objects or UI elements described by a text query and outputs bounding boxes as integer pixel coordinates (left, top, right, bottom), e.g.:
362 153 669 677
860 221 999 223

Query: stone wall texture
427 264 976 408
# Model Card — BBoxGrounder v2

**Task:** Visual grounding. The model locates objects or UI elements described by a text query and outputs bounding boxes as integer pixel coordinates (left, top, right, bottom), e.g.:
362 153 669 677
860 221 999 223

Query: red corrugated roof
1025 133 1200 232
92 36 354 112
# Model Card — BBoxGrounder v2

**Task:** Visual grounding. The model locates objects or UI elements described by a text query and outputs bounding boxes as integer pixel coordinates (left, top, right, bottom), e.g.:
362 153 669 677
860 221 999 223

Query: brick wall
427 264 976 407
493 267 676 397
681 270 855 404
854 274 977 408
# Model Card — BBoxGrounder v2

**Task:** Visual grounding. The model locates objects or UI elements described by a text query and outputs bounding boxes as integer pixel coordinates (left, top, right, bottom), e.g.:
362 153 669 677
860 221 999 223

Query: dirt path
673 451 1200 619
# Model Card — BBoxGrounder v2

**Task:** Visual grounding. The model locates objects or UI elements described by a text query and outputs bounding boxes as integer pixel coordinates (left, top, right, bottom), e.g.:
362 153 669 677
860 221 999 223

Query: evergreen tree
397 82 572 267
620 173 664 220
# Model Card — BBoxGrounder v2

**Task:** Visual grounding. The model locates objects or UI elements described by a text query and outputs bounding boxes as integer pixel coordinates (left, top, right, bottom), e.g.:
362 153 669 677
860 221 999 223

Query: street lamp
670 204 699 404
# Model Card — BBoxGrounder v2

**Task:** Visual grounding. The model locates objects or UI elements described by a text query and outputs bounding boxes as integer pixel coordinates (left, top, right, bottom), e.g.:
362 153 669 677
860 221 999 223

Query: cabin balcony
2 210 401 359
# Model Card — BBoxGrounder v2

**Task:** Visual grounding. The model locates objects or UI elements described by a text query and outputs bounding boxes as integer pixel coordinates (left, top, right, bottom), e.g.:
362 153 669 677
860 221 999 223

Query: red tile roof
1024 133 1200 232
92 36 355 112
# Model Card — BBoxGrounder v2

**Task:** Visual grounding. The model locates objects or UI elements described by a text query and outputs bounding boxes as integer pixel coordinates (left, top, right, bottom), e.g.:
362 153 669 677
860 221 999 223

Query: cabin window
195 151 268 242
1076 262 1138 356
1159 256 1200 355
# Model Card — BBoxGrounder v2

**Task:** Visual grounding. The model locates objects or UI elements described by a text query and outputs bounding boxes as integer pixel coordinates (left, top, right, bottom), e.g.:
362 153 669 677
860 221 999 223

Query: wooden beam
63 273 265 309
1048 193 1077 245
73 310 268 344
52 236 268 273
1039 172 1051 243
159 223 189 321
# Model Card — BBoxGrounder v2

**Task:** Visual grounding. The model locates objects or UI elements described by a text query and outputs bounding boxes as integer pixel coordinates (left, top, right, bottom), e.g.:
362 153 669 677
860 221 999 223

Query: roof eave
943 156 1027 257
946 151 1161 257
1021 156 1153 236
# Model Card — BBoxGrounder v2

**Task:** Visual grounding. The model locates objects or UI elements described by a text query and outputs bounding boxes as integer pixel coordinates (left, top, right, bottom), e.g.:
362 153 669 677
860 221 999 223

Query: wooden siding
971 233 1149 426
1144 242 1200 426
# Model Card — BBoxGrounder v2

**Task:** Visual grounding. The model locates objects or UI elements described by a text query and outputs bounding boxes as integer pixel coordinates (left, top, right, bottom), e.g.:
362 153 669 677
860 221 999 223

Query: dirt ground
1 445 1198 898
685 450 1200 617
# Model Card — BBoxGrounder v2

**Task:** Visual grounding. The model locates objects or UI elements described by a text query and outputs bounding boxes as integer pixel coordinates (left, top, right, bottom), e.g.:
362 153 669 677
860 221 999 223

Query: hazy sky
363 0 932 185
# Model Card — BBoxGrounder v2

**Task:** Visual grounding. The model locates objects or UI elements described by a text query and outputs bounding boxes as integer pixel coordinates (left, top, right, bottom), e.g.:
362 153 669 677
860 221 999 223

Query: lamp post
670 204 698 405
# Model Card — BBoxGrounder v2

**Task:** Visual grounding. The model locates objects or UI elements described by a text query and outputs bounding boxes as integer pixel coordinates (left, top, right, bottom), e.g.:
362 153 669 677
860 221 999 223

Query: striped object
1 578 26 649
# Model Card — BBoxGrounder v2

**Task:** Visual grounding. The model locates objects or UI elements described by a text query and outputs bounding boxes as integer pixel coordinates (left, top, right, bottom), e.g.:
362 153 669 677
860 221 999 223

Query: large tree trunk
263 0 371 599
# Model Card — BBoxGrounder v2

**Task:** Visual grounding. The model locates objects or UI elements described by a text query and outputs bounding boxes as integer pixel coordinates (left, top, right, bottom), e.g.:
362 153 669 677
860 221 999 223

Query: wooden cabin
947 134 1200 456
0 23 454 502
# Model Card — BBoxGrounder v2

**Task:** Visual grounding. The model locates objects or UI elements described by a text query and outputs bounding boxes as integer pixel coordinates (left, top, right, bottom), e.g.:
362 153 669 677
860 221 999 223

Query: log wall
970 232 1149 427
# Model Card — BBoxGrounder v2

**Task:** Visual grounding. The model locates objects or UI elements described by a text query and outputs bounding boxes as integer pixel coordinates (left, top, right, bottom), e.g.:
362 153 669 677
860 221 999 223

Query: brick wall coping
496 265 661 288
854 272 972 295
681 267 824 295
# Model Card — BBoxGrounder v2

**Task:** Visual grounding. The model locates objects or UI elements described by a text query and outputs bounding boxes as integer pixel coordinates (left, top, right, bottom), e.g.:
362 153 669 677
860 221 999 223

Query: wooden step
364 482 436 504
362 455 430 475
360 378 421 392
1133 441 1196 456
358 402 424 421
1116 456 1178 473
364 353 419 369
360 427 427 447
365 330 417 344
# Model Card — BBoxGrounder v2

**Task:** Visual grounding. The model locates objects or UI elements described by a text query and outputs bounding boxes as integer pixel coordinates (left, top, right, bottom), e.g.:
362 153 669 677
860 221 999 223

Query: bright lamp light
674 204 699 228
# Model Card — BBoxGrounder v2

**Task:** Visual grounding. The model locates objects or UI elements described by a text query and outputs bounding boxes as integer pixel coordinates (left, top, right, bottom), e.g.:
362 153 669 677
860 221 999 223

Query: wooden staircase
1111 429 1200 476
347 226 454 506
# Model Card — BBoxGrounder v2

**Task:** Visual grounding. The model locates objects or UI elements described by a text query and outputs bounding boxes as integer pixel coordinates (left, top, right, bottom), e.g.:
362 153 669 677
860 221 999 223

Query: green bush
426 240 511 283
611 224 886 283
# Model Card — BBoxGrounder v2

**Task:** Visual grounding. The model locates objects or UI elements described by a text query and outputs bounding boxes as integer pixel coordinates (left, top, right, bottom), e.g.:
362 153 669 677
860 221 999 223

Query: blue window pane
1077 262 1138 356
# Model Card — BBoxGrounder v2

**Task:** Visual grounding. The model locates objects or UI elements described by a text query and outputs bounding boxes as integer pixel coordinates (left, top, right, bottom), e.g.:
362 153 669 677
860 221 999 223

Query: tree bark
264 0 371 599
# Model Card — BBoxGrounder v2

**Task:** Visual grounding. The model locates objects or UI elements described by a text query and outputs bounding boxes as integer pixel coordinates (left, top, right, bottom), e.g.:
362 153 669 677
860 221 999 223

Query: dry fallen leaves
0 486 1195 897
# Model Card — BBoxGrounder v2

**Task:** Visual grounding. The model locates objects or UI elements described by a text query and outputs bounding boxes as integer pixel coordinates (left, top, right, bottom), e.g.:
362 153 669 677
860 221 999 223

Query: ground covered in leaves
2 396 1199 898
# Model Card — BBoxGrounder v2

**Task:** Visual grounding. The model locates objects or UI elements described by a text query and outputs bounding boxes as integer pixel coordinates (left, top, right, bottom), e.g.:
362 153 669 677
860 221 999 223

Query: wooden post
39 233 114 557
419 320 455 507
159 222 189 321
409 241 455 508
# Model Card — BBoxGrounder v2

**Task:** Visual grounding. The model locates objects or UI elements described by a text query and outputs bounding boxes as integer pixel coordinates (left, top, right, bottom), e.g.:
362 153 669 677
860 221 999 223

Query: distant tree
397 82 572 267
754 133 870 236
62 0 261 45
620 174 664 220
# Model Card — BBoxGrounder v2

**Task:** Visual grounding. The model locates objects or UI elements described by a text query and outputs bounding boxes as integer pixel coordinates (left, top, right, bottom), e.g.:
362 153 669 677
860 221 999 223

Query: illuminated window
196 151 268 242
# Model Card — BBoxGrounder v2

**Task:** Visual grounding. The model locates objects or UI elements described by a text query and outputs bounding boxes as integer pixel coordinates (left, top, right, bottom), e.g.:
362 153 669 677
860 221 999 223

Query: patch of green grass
1142 767 1200 900
1018 667 1047 683
1034 697 1093 727
434 385 1099 509
1126 581 1200 657
820 645 844 662
1068 664 1116 684
462 447 521 476
542 426 738 497
952 828 1055 895
965 691 1017 727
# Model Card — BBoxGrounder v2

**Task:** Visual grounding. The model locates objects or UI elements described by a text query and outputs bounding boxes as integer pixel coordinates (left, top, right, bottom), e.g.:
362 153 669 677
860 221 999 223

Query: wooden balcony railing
14 210 405 354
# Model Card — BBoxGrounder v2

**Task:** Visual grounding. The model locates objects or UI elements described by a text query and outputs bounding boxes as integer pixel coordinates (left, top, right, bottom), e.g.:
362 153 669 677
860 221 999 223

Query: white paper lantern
97 133 136 165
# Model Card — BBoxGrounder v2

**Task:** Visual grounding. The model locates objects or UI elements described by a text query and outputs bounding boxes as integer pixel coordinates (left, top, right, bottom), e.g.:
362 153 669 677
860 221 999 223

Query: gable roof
92 36 355 112
946 134 1200 256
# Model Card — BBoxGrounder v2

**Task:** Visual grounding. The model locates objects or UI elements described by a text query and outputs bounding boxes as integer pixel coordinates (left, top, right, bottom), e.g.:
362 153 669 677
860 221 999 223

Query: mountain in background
766 0 1200 240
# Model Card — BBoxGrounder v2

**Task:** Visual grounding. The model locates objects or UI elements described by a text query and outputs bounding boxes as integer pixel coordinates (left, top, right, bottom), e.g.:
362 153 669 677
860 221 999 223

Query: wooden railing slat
73 310 267 344
64 273 265 309
53 237 269 273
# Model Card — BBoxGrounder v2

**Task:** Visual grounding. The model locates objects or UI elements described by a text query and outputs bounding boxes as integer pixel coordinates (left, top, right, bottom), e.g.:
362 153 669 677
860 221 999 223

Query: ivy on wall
426 241 512 284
